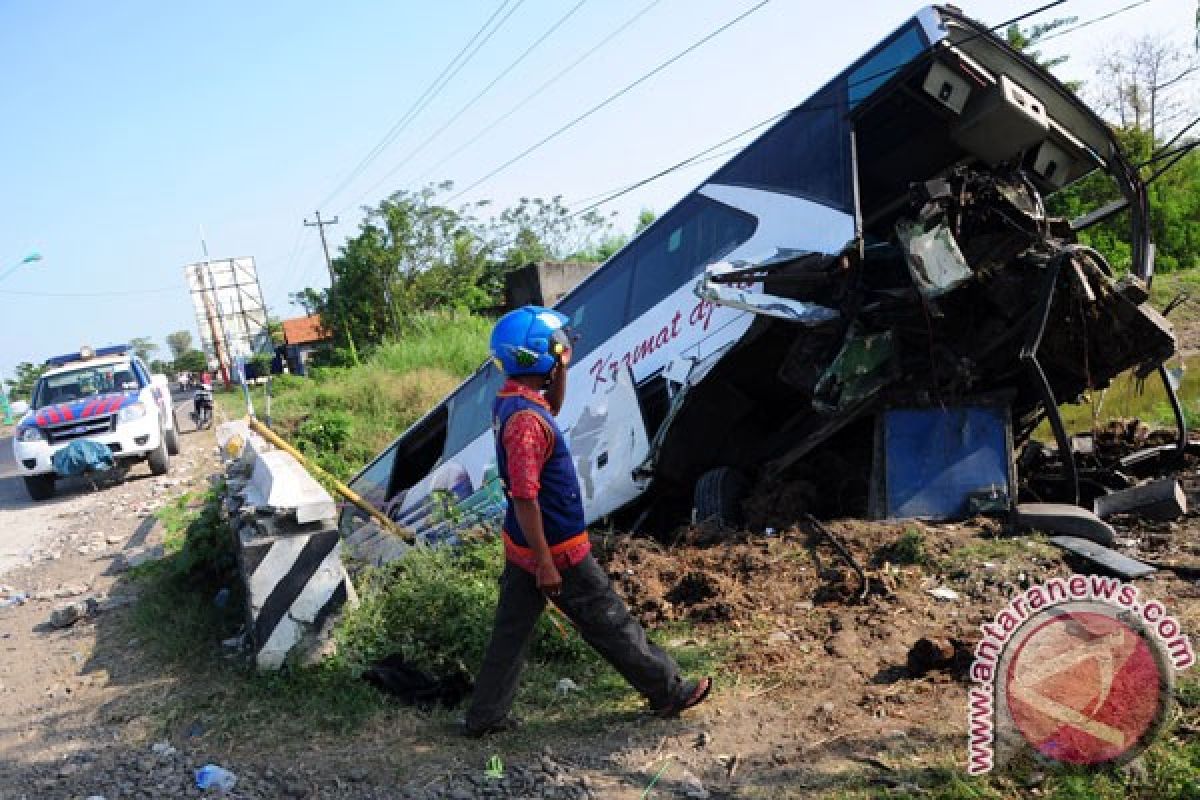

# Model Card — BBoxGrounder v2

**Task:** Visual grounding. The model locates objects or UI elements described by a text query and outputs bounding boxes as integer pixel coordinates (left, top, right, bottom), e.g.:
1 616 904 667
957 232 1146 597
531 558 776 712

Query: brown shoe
654 677 712 718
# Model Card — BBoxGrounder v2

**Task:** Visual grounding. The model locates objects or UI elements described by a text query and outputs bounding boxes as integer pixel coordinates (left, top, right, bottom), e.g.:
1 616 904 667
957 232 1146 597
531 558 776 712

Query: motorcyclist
192 376 213 427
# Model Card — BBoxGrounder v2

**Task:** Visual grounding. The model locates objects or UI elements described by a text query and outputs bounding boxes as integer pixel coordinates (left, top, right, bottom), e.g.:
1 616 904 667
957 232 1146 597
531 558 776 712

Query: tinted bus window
557 252 635 361
847 23 926 107
711 84 851 211
351 443 400 511
628 195 757 322
443 363 504 458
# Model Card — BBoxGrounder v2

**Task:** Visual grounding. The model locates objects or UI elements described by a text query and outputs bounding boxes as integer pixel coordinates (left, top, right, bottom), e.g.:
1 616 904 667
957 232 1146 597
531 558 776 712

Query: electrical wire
408 0 663 191
346 0 591 213
0 286 179 298
569 113 784 216
458 0 1071 212
446 0 775 204
1035 0 1155 42
568 142 747 209
316 0 523 210
556 1 1065 217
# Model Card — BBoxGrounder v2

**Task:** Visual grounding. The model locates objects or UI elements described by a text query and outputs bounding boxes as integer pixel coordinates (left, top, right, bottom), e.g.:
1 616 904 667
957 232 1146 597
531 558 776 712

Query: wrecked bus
339 5 1176 549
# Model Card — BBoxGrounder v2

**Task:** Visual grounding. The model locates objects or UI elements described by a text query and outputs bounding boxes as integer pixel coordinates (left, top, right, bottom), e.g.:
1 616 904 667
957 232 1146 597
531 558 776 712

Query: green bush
886 527 927 565
160 488 238 587
336 539 594 677
296 409 353 453
269 373 306 392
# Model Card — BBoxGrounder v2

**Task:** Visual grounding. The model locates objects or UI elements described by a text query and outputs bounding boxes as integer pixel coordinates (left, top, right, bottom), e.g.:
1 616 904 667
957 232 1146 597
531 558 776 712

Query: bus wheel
693 467 748 528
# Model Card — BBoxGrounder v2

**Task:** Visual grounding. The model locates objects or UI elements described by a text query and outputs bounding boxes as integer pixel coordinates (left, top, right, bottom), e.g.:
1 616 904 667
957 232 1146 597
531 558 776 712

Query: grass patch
883 527 927 565
133 488 389 734
929 533 1055 575
217 310 489 480
1043 353 1199 438
136 495 728 738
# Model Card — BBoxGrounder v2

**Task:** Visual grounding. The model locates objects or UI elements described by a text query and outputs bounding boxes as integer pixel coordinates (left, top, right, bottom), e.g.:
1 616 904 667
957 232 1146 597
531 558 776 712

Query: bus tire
693 467 747 528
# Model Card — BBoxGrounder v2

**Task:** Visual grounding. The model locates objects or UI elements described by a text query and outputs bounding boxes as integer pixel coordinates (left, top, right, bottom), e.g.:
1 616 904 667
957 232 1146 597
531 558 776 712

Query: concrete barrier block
236 524 352 671
241 450 336 525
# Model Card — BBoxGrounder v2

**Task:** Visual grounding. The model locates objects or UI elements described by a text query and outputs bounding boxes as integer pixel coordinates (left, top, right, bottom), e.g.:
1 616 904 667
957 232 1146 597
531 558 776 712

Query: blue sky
1 0 1195 384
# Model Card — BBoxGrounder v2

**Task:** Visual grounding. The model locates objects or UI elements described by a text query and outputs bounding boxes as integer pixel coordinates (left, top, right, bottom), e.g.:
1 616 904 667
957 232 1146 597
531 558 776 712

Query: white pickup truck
10 345 179 500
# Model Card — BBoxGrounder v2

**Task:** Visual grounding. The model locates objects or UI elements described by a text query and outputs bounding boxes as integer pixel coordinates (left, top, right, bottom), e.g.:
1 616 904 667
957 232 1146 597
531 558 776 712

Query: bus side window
558 250 635 361
443 363 503 459
712 83 851 212
627 195 757 322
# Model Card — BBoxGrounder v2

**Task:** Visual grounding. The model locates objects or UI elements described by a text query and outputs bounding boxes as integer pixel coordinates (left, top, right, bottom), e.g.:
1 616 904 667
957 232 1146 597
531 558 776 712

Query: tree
267 316 285 346
1006 16 1083 92
165 330 193 361
150 359 176 379
294 185 621 349
1092 35 1198 142
128 336 159 364
174 350 208 373
4 362 46 401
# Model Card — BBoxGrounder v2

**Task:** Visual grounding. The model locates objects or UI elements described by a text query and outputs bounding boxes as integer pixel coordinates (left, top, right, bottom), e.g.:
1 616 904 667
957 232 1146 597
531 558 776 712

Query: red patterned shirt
498 380 554 500
497 379 591 572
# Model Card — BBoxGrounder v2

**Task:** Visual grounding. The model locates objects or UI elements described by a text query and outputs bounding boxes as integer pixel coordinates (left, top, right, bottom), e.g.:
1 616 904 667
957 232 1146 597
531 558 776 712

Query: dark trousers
465 554 686 729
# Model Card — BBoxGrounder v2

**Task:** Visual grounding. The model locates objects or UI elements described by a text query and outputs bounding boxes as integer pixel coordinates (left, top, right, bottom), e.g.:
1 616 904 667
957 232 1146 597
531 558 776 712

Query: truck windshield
33 363 139 408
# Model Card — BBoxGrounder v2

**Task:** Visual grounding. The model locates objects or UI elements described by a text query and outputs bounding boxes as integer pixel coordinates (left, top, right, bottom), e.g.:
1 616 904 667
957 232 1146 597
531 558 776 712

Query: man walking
464 306 711 736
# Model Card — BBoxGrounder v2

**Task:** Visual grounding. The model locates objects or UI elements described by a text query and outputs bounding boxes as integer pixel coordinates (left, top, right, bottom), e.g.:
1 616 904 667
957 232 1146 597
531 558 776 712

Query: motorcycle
191 383 213 430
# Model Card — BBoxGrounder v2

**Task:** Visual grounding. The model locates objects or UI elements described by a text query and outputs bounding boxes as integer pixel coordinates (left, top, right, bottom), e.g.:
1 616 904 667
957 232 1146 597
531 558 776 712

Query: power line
347 0 591 212
1035 0 1154 42
570 112 784 216
408 0 662 191
446 0 775 204
316 0 523 211
0 286 178 297
564 0 1073 217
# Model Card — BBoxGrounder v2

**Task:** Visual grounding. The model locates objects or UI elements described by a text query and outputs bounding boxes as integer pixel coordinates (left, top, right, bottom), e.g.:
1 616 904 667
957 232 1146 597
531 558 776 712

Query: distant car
10 345 179 501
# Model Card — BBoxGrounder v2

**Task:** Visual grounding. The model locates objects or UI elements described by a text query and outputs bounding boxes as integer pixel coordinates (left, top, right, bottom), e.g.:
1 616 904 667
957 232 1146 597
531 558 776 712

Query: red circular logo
1003 608 1167 765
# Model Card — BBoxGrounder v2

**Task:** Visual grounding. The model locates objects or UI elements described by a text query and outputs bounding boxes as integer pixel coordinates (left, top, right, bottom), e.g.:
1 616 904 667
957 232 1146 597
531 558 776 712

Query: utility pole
305 211 360 366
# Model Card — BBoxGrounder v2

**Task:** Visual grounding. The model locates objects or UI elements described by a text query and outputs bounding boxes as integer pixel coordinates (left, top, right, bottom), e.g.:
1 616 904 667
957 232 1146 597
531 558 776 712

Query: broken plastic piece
696 265 839 326
1014 502 1115 546
897 222 973 296
1047 536 1157 580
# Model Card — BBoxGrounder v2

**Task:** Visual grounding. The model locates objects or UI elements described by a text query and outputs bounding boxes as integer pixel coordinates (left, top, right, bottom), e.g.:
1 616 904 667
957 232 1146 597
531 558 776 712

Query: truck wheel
165 421 181 456
147 439 170 476
23 474 56 502
693 467 748 528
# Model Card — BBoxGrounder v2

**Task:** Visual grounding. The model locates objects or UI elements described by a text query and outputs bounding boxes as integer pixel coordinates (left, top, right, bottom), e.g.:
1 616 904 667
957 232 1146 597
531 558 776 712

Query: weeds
886 527 927 565
335 538 594 677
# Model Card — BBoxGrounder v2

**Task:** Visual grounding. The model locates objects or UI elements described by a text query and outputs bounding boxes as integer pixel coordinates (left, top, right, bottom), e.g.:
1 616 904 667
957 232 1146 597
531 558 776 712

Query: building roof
281 314 330 346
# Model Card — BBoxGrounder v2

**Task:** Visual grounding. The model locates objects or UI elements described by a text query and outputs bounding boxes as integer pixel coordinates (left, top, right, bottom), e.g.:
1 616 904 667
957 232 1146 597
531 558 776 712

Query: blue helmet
490 306 572 377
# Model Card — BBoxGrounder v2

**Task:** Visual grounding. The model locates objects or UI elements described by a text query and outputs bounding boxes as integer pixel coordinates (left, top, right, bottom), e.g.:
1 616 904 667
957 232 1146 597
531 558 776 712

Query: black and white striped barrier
217 421 356 670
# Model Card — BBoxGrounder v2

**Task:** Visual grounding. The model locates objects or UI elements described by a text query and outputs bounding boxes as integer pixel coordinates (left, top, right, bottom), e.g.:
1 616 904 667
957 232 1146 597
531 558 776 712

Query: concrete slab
241 450 336 524
1094 478 1187 521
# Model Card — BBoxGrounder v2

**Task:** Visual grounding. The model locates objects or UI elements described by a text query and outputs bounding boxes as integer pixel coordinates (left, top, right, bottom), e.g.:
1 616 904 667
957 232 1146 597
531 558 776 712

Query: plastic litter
484 754 504 780
213 588 231 608
194 764 237 792
556 677 580 695
927 587 960 601
0 592 28 609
